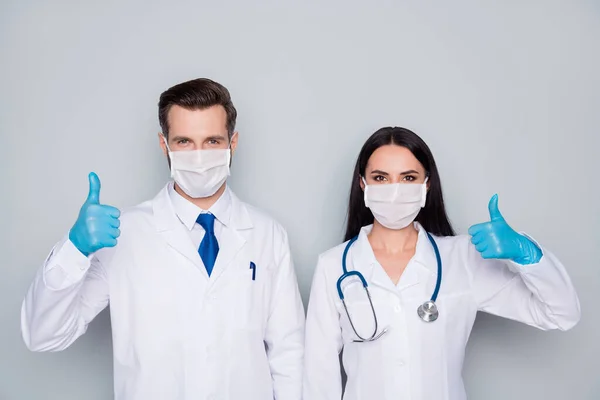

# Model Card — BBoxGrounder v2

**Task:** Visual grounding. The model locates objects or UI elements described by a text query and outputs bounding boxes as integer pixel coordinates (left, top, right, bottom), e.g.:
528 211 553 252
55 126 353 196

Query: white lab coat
21 183 305 400
303 223 580 400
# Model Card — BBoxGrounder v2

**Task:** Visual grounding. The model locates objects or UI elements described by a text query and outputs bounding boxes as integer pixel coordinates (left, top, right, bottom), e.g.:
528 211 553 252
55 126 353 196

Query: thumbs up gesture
68 172 121 256
468 194 542 265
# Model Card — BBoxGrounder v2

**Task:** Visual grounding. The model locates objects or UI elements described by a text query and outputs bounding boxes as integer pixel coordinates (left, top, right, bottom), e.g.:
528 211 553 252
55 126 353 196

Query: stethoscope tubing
337 230 442 340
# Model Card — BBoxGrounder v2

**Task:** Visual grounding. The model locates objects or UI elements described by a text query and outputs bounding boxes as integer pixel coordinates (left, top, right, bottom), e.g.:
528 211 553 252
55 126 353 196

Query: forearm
21 268 88 351
509 247 581 330
21 238 108 351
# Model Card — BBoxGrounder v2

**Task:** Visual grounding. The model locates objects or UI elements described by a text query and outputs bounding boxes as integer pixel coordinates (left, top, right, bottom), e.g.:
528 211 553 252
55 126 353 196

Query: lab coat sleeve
21 235 110 352
303 254 344 400
465 234 581 331
264 229 305 400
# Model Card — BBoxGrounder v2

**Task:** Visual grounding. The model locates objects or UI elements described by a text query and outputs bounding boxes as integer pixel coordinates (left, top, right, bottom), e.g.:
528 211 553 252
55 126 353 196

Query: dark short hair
158 78 237 139
344 126 455 240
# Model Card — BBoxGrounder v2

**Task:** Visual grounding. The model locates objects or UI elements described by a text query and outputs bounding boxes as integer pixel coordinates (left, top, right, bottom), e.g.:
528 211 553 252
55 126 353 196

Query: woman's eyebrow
370 169 420 175
399 170 419 175
370 170 389 176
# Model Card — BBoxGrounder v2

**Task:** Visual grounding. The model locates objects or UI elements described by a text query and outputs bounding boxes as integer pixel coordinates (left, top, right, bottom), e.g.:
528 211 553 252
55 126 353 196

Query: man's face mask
163 135 233 198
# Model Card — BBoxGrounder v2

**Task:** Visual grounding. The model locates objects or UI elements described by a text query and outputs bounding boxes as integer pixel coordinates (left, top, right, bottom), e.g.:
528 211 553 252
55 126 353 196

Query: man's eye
208 139 219 145
177 139 189 144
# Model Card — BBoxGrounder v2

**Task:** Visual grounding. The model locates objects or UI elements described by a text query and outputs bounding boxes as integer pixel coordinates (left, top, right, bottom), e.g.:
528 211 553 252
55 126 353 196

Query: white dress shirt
168 182 231 248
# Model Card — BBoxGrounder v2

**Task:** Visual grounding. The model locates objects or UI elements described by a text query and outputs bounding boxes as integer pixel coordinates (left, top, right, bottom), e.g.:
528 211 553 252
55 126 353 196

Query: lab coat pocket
338 297 390 345
436 291 476 346
338 296 390 398
230 262 271 332
415 291 474 340
413 290 475 393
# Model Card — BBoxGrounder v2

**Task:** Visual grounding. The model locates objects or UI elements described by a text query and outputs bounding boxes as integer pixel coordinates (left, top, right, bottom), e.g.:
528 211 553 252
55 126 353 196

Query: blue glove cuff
512 234 543 265
68 227 90 257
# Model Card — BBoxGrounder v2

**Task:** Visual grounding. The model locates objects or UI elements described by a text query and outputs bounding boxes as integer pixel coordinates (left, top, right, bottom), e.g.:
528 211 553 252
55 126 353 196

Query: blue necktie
196 213 219 276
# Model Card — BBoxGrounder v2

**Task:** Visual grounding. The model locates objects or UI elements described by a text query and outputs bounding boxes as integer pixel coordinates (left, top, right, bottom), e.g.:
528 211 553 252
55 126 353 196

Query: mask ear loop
228 132 239 153
421 174 430 207
361 176 371 208
162 134 173 154
225 132 237 172
162 135 177 179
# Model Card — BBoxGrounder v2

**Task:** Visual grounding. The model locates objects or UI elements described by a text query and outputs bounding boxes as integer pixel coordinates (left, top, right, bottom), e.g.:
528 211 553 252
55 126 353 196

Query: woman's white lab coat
303 223 580 400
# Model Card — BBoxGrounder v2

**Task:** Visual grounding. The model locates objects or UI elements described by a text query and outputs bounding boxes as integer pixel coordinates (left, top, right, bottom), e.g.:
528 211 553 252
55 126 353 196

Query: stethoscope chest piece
417 300 439 322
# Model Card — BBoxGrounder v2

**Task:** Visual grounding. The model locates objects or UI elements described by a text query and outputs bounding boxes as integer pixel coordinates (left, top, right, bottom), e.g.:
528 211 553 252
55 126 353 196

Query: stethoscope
336 231 442 342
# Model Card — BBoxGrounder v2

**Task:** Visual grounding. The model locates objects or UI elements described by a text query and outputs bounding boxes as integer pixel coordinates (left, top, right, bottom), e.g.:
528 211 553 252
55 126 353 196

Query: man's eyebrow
206 135 228 141
169 135 192 141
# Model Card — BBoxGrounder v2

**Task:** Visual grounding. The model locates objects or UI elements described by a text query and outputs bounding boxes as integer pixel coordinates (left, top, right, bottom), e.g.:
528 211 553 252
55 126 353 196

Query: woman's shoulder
305 241 348 288
316 240 351 267
430 232 470 245
428 232 474 260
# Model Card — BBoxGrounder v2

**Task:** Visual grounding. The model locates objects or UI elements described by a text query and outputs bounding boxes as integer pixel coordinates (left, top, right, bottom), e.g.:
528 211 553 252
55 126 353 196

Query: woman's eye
403 175 416 182
373 175 386 182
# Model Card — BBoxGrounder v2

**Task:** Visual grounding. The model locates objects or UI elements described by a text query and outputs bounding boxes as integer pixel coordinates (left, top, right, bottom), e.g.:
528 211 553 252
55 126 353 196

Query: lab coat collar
413 222 440 275
350 222 439 293
154 181 252 233
206 188 252 285
168 181 232 231
152 182 253 276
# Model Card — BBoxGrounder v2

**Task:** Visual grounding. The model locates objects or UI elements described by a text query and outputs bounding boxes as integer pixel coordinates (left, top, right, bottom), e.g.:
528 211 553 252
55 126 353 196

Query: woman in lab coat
303 126 580 400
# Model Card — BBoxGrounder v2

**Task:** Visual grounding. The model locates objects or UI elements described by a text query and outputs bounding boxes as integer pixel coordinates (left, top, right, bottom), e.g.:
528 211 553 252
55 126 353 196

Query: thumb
487 193 504 222
86 172 101 204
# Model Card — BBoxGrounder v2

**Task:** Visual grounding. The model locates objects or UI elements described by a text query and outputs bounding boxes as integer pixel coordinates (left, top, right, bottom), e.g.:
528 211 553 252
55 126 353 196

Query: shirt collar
168 181 232 231
351 221 439 276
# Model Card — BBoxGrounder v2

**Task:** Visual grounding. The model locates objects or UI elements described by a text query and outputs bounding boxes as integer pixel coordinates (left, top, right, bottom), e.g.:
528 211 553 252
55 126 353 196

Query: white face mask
363 177 428 230
163 135 232 198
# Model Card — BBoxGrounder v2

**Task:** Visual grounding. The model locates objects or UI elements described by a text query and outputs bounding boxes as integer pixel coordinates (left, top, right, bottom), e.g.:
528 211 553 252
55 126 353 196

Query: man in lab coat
21 78 306 400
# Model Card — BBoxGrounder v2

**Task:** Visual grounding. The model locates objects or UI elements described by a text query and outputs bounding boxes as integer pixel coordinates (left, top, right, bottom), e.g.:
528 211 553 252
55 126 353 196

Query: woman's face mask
363 176 428 230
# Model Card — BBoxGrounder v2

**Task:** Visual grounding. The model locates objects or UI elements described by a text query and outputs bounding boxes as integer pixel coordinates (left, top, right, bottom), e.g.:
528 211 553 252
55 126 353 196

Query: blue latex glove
68 172 121 256
468 194 542 265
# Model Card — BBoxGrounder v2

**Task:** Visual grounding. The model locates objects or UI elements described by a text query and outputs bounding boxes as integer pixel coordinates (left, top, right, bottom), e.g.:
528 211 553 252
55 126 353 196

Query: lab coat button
394 304 401 313
397 359 405 366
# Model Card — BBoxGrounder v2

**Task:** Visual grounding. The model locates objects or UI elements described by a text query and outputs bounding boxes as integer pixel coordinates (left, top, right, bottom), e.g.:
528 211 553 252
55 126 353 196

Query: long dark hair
344 126 455 241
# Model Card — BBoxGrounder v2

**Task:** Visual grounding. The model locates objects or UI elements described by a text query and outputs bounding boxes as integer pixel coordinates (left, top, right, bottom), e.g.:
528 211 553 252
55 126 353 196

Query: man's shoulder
120 199 153 220
234 195 287 235
115 200 154 236
118 184 169 227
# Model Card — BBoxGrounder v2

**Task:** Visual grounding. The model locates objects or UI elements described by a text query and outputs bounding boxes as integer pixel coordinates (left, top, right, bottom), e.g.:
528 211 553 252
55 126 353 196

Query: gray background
1 1 598 399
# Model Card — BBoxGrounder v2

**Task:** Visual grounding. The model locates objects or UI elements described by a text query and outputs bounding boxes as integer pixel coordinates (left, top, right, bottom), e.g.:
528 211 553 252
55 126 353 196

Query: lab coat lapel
401 223 440 297
152 185 206 275
351 223 438 295
350 226 396 293
207 192 252 287
207 226 245 285
367 256 396 292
